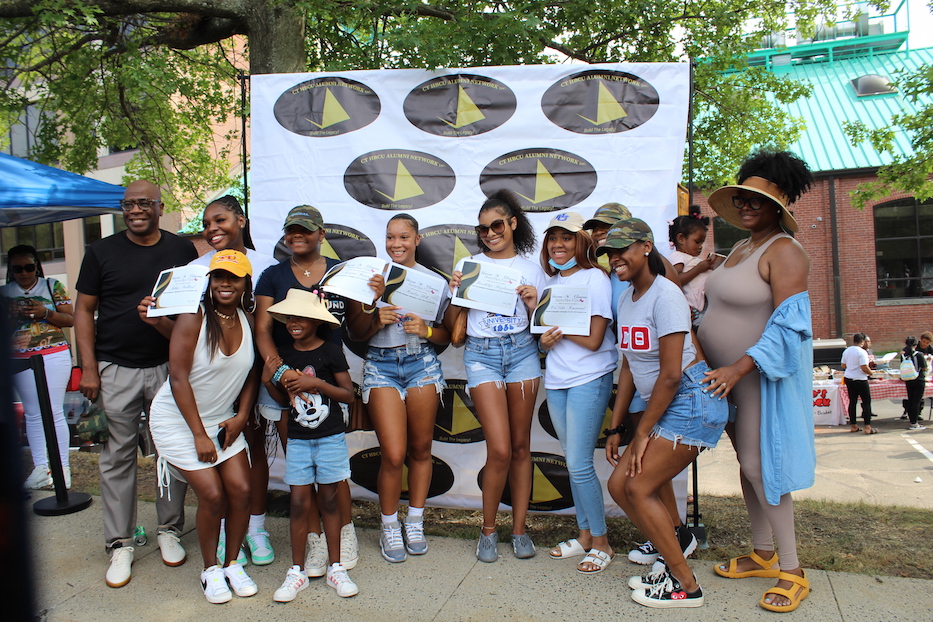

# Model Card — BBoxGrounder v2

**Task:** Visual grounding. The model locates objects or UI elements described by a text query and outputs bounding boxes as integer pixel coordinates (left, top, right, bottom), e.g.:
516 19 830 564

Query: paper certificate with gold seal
531 285 591 336
147 264 211 317
378 263 447 321
320 256 389 305
452 260 521 316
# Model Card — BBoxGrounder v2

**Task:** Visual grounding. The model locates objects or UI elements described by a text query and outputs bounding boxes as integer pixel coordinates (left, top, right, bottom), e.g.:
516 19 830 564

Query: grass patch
49 451 933 579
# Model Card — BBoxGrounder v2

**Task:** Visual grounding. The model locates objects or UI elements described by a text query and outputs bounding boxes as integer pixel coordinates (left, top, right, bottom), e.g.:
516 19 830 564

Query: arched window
874 198 933 299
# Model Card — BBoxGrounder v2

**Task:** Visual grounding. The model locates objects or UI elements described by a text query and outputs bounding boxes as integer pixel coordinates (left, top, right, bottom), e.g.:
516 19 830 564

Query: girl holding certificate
599 218 728 609
446 189 545 563
535 213 617 574
347 214 451 564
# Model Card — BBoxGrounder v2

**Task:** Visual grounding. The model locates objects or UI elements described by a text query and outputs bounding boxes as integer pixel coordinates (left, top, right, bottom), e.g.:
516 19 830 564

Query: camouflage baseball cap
583 203 632 230
283 205 324 232
595 217 654 256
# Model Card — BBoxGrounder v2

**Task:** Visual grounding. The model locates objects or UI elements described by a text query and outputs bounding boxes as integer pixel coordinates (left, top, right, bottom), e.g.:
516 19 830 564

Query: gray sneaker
380 521 407 563
511 533 536 559
403 515 428 555
476 530 499 563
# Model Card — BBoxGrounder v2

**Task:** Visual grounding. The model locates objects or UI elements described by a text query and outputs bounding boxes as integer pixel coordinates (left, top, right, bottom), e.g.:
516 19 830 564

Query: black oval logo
541 70 660 134
434 379 484 444
344 150 456 210
404 74 517 137
480 452 574 511
273 77 381 137
349 448 455 499
479 149 597 213
537 384 619 449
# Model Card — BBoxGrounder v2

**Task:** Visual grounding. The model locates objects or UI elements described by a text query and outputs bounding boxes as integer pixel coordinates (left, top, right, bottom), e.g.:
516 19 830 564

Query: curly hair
668 205 710 248
736 150 814 205
477 189 536 256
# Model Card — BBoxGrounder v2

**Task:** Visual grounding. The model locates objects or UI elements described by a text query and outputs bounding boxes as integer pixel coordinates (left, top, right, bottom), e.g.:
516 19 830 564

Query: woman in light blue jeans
536 213 618 573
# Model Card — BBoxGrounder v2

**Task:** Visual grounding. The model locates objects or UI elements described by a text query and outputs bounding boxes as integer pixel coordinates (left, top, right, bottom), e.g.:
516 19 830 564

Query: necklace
745 227 781 254
213 308 236 329
291 255 324 278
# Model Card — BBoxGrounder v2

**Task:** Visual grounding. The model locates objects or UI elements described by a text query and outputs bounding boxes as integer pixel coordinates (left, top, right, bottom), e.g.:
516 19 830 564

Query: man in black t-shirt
75 180 197 588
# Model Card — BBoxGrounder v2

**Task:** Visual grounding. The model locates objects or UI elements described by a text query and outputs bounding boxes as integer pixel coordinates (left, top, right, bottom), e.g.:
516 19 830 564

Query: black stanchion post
688 458 707 549
29 354 92 516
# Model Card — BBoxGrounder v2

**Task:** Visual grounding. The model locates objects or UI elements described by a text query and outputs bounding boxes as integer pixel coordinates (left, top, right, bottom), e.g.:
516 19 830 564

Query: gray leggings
731 369 800 571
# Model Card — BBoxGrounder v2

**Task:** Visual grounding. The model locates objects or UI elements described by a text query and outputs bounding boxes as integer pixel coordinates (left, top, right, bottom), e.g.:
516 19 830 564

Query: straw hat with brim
545 211 586 233
208 249 252 277
583 202 631 230
595 218 654 257
267 288 339 326
707 176 798 233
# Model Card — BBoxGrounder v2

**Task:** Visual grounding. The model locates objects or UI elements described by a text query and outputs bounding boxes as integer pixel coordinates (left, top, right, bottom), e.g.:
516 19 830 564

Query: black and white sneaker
628 561 669 590
632 573 704 608
629 527 698 565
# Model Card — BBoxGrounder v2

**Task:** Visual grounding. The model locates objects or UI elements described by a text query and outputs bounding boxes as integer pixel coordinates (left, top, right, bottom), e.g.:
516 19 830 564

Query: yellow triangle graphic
516 160 565 204
320 238 339 261
441 85 486 128
437 393 480 436
307 88 351 129
578 81 628 126
376 160 425 202
401 462 410 493
453 237 473 274
531 464 562 503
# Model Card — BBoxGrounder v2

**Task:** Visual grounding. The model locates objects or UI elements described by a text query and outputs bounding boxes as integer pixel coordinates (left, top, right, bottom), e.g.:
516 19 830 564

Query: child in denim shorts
261 288 358 601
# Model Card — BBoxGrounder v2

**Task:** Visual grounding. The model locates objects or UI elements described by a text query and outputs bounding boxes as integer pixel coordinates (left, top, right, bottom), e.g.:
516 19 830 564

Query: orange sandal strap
760 571 810 613
715 551 780 578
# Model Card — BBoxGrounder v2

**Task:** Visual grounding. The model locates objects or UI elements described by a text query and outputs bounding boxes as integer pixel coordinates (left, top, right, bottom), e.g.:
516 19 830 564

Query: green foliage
0 0 846 207
844 60 933 208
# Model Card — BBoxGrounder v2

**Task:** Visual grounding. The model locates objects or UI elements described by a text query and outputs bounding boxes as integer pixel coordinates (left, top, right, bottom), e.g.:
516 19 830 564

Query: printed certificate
452 260 521 316
320 256 388 304
379 263 447 321
531 285 591 336
147 264 210 317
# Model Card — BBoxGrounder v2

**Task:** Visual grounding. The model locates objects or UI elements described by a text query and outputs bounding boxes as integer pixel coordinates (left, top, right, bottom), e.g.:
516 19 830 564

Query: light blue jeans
546 372 614 537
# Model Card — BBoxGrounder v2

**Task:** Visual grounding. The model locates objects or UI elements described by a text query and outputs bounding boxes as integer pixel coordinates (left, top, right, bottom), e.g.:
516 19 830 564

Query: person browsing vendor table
841 333 874 434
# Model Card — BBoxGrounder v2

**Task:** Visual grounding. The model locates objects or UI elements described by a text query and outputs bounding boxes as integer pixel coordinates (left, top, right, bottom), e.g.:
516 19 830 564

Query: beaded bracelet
271 364 291 384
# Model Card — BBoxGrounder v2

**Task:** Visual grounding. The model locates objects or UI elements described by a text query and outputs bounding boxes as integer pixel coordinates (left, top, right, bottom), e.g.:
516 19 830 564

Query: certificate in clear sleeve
378 263 447 321
452 260 521 316
147 264 210 317
320 256 389 304
531 285 591 336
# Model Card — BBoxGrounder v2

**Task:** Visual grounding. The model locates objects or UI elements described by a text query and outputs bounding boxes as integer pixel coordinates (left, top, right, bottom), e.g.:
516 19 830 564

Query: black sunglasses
11 263 37 274
731 195 768 210
475 218 511 237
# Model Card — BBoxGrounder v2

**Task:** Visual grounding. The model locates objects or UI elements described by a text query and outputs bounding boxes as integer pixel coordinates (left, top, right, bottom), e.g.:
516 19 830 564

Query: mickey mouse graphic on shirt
292 364 330 429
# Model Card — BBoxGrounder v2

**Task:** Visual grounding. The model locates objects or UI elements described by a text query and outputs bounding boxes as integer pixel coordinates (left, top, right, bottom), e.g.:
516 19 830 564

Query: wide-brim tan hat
708 176 799 233
267 288 339 326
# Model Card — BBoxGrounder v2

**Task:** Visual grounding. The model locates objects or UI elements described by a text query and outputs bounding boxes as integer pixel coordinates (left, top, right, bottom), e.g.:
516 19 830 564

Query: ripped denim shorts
651 360 729 449
463 331 541 390
362 344 445 403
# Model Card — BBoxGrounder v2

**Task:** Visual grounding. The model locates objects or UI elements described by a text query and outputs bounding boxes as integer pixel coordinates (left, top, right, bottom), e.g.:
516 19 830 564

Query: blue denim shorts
362 344 445 403
284 433 350 486
463 332 541 390
651 361 729 449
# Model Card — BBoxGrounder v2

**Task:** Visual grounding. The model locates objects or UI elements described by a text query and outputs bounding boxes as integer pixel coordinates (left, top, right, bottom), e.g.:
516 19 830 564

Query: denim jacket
746 291 816 505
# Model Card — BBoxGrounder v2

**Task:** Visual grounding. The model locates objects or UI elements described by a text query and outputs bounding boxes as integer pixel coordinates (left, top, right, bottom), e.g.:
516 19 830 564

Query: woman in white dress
149 250 259 604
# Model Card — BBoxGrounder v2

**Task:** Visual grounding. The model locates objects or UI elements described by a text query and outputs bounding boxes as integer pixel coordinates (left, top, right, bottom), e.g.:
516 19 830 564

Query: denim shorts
463 332 541 390
651 361 729 449
284 433 351 486
362 344 445 403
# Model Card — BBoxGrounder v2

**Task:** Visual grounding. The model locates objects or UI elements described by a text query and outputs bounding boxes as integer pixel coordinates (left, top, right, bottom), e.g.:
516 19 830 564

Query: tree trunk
245 0 306 74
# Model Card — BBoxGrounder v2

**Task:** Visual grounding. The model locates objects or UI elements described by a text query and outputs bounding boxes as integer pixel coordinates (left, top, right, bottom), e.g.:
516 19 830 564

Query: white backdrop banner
251 63 690 517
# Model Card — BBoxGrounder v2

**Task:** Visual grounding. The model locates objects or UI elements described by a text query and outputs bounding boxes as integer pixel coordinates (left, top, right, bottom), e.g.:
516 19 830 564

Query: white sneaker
223 562 258 597
200 565 232 604
326 563 359 597
245 528 275 565
157 530 187 566
105 545 134 588
340 522 359 569
305 532 328 578
63 465 71 489
273 566 309 602
24 464 52 489
908 423 926 430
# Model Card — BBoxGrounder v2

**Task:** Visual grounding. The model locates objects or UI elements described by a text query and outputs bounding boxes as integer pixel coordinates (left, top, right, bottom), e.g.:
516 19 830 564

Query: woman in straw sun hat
698 150 815 613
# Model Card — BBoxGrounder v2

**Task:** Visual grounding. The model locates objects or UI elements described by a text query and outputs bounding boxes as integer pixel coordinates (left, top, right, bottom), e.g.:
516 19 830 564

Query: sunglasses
731 195 768 210
475 218 511 237
119 198 158 212
11 263 37 274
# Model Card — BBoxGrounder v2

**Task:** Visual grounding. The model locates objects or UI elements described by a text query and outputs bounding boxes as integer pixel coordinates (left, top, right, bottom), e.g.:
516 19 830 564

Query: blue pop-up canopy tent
0 152 124 227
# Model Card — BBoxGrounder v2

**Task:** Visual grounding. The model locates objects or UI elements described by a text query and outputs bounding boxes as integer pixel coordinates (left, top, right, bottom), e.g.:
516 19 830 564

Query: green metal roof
768 46 933 173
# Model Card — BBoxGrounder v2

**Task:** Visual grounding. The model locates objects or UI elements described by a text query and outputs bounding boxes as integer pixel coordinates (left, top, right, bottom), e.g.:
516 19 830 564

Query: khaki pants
98 362 186 547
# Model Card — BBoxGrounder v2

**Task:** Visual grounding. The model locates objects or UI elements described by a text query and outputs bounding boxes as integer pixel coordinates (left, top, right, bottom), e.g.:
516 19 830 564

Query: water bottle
134 525 147 546
404 318 421 355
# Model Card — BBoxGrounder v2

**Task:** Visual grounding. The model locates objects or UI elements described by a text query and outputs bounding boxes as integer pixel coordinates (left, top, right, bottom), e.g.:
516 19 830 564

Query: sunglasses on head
11 263 36 274
475 218 511 237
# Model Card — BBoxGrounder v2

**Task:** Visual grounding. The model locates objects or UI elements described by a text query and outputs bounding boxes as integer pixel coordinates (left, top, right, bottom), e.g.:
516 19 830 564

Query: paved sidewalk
28 490 931 622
